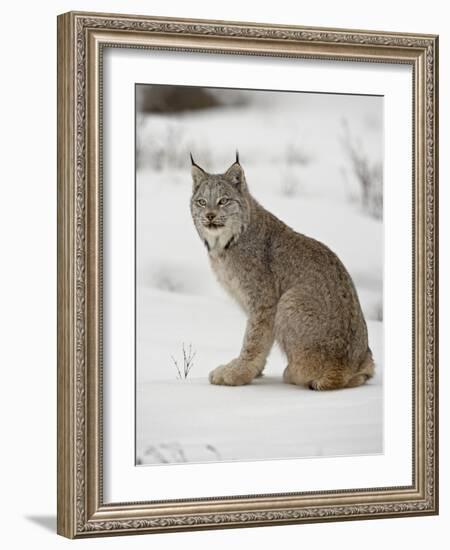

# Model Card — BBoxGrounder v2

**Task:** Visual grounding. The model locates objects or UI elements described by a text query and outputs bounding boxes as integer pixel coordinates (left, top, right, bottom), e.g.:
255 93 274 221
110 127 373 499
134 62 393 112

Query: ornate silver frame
57 11 439 538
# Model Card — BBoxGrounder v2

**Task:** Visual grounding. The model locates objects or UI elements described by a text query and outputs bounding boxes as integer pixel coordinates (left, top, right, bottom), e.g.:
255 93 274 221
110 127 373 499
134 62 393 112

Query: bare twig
171 343 196 379
170 355 183 379
341 119 383 220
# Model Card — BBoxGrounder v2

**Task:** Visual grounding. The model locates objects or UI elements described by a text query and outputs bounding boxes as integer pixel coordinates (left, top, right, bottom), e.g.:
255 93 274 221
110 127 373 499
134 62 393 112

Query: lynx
190 153 374 390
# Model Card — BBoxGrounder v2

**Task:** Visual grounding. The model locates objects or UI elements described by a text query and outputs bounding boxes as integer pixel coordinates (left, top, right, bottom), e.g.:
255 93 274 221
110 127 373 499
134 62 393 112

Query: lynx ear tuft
235 150 240 165
190 154 207 188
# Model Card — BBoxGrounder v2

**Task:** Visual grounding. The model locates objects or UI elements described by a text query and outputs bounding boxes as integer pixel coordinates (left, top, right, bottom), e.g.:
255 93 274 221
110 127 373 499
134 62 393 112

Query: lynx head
190 152 251 253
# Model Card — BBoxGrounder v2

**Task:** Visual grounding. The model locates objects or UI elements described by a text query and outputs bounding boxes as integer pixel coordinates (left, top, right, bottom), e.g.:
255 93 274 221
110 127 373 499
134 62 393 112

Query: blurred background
136 84 382 218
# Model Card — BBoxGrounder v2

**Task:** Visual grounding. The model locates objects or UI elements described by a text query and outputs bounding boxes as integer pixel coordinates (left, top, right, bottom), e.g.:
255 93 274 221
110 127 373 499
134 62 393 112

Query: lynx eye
196 198 207 207
218 197 230 207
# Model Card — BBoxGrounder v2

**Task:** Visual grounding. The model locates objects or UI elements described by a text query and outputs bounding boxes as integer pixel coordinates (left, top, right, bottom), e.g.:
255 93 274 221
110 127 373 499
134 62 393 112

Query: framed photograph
57 11 439 538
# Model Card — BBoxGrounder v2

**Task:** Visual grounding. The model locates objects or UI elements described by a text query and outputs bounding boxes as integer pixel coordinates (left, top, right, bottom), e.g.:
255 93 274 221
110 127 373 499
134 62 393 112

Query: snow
137 321 382 465
136 88 383 465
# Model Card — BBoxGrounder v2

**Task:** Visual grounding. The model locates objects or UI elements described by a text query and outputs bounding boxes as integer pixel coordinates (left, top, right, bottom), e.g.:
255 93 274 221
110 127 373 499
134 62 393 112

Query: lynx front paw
209 359 258 386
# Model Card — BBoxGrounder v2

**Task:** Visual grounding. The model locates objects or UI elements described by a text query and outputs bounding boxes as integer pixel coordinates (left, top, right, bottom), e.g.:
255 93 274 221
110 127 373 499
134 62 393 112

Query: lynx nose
205 212 216 221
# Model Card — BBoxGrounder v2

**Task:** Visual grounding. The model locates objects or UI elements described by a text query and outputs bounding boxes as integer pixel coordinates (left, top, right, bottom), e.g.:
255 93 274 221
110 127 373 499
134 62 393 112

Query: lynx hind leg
307 360 353 391
283 350 374 391
346 349 375 388
283 353 351 391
